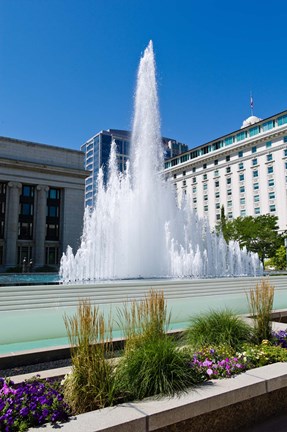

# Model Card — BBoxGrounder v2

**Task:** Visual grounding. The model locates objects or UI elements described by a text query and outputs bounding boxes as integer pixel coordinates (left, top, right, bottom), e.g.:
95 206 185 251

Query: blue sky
0 0 286 151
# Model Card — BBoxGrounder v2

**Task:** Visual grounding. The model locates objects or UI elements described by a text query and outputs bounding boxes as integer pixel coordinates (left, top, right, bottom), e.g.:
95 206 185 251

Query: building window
193 197 197 203
0 182 7 239
214 170 219 176
204 205 208 212
183 171 186 176
226 155 230 162
269 192 275 200
215 180 220 188
252 146 257 154
253 170 258 178
252 158 258 166
255 208 260 215
193 177 196 184
216 214 220 220
203 174 207 180
238 150 243 158
203 195 208 201
249 126 260 137
173 174 177 179
254 195 260 202
192 186 197 193
226 178 231 185
253 182 259 190
214 159 218 165
215 203 220 209
262 120 274 131
240 198 245 205
203 163 207 169
269 204 276 212
238 162 244 170
278 114 287 126
240 210 246 217
236 131 247 142
268 179 274 187
239 174 244 181
215 191 220 198
266 154 273 162
240 186 245 193
18 185 34 240
192 167 196 173
224 137 233 146
266 141 272 148
284 149 287 157
46 188 61 241
227 189 232 196
203 183 208 190
227 200 232 207
17 245 32 266
267 166 274 174
226 167 231 173
45 246 59 266
182 180 186 187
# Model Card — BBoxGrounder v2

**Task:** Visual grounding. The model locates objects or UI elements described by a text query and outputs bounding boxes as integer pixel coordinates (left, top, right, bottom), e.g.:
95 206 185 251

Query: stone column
5 182 22 267
34 185 49 267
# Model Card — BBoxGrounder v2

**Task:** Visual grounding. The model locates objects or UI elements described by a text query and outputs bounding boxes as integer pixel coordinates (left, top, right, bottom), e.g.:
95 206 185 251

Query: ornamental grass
63 300 117 414
248 279 274 343
185 309 253 351
116 290 202 399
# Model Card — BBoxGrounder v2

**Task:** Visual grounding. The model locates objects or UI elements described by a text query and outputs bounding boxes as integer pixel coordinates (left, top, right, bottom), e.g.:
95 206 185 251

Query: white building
164 110 287 233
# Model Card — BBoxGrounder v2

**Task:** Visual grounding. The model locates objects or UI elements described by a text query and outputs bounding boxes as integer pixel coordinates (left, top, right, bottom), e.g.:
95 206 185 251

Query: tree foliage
216 207 285 267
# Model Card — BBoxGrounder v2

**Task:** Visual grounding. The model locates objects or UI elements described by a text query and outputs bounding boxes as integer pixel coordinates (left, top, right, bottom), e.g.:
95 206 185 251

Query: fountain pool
1 276 287 355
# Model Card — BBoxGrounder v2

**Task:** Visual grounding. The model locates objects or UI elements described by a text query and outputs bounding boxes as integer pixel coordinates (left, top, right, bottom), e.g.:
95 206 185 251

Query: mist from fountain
60 41 262 283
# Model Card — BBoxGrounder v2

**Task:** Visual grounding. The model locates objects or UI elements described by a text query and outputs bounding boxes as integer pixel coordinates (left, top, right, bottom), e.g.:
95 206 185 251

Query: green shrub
185 309 253 350
248 279 274 343
116 335 202 400
63 300 117 414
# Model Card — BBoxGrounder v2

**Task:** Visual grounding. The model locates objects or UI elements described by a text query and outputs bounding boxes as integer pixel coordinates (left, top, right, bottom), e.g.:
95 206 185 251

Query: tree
217 212 284 268
265 245 287 270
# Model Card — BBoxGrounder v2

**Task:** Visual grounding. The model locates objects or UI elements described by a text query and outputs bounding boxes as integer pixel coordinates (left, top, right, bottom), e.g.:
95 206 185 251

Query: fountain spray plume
60 41 262 283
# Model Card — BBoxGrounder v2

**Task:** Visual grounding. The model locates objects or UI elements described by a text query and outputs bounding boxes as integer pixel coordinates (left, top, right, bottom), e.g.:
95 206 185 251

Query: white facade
164 110 287 233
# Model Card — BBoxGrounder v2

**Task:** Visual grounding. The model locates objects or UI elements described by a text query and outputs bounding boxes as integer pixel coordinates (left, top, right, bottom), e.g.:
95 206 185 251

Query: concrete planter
29 362 287 432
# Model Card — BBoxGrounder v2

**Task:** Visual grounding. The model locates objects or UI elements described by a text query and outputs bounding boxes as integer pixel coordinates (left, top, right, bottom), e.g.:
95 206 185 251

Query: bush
248 279 274 343
116 335 202 400
185 309 253 350
63 300 117 414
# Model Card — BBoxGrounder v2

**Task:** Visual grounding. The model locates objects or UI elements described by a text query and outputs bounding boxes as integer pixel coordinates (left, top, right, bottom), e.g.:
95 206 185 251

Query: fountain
0 42 270 356
60 41 261 283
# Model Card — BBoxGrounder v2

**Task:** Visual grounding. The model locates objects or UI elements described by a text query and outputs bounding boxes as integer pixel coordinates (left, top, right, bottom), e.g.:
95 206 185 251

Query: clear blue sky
0 0 286 151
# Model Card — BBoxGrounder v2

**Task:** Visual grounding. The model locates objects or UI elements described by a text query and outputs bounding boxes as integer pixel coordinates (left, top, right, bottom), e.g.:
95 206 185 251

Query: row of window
165 114 287 170
192 178 275 196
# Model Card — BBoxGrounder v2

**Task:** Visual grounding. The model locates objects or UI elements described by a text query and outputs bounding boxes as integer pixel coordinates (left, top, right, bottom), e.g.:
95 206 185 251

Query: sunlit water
60 41 262 283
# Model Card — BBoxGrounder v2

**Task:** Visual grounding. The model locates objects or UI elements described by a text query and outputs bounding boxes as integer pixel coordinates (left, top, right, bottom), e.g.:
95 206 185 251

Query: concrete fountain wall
1 276 287 347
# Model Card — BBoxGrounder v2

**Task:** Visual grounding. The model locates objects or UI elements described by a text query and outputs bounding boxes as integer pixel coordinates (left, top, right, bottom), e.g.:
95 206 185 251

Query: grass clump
248 278 274 343
185 309 253 351
116 290 202 399
63 300 117 414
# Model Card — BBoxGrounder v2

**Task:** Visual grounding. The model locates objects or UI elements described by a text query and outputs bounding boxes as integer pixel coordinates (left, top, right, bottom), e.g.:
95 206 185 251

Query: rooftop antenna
250 91 254 116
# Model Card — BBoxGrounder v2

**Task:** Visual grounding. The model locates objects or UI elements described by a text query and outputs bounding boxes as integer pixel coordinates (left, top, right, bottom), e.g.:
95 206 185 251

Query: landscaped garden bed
1 280 287 431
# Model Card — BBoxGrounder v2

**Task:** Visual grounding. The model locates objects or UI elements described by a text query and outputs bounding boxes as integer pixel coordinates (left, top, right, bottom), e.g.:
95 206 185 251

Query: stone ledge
28 362 287 431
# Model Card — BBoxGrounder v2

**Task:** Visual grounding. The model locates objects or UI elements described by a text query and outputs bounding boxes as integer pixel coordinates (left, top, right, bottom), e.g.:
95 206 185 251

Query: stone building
0 136 88 271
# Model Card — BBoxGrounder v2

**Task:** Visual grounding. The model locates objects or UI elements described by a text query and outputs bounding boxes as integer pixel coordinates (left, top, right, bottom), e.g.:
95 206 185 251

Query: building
81 129 188 207
0 136 88 271
164 110 287 233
